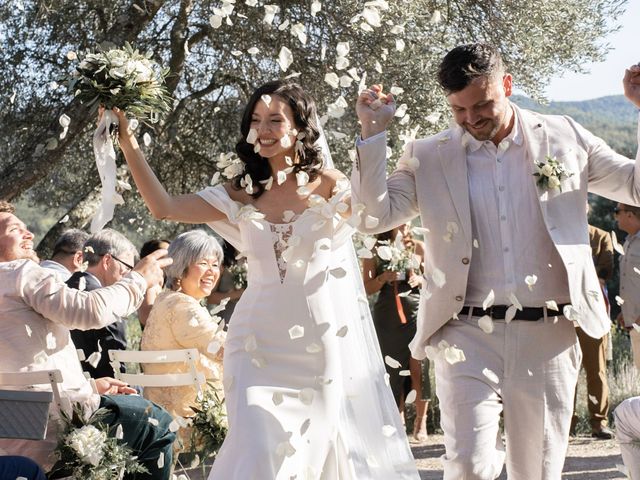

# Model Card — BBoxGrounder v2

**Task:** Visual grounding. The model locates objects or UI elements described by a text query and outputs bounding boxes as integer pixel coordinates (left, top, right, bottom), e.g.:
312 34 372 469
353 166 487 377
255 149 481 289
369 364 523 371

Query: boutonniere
533 155 573 192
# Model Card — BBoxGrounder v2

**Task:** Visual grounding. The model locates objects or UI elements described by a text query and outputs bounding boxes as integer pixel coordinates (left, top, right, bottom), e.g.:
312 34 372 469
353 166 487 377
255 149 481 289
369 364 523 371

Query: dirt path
413 434 626 479
182 434 626 479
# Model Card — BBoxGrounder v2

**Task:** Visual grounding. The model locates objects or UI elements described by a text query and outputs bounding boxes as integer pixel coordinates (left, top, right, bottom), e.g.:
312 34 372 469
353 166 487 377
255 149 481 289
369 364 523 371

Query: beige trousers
431 314 581 480
614 396 640 479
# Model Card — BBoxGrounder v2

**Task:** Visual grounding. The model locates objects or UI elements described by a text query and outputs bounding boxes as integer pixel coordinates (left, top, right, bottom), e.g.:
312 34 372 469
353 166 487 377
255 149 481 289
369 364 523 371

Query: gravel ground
413 434 626 479
181 433 626 479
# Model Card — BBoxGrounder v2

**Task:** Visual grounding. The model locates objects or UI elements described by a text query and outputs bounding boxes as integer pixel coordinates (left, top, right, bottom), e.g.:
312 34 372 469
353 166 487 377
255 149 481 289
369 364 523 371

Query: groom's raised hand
356 84 395 139
623 64 640 108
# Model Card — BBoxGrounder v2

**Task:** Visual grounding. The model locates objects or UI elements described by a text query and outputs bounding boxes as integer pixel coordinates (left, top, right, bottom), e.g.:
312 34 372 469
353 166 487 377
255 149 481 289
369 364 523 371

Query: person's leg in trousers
100 395 176 479
576 327 610 435
0 456 47 480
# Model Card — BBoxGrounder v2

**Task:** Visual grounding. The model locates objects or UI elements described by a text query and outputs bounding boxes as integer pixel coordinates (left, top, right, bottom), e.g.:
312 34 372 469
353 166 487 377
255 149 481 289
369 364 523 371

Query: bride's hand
111 107 132 138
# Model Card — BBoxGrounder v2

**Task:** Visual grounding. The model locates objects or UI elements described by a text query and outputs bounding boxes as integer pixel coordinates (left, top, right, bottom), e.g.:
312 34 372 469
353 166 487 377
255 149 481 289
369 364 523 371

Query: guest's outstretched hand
133 248 173 289
356 84 395 139
623 64 640 108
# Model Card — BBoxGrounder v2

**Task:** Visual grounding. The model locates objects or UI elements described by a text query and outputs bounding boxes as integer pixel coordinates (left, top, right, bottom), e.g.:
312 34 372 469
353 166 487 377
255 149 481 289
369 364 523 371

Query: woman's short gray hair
164 230 224 289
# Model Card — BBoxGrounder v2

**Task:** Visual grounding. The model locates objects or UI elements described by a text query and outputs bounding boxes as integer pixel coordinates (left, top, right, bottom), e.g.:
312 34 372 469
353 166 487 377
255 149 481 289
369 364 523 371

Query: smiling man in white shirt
352 43 640 479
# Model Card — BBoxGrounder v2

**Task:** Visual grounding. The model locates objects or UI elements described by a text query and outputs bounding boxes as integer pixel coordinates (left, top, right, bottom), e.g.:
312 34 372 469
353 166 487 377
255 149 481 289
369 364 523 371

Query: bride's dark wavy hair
233 80 323 198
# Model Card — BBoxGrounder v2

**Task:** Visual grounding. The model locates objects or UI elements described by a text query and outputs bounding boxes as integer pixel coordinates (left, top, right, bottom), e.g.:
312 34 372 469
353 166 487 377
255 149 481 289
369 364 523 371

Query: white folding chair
0 369 63 440
107 349 205 394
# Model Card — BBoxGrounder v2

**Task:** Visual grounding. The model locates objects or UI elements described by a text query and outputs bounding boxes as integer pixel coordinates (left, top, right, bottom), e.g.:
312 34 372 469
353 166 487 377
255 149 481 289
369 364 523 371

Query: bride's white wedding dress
198 184 418 479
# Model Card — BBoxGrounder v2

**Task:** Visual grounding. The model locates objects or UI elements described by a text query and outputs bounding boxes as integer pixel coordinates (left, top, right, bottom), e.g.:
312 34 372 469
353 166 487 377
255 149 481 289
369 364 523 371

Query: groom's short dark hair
437 43 504 95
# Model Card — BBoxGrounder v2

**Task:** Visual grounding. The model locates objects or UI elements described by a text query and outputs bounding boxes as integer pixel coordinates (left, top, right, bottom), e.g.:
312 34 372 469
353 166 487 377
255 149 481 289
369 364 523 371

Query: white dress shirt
39 259 72 282
463 111 571 307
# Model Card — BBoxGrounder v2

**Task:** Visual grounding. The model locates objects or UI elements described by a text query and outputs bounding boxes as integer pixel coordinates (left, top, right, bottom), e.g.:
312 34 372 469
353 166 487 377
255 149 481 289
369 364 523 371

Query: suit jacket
589 224 614 281
352 103 640 359
68 271 128 378
620 231 640 326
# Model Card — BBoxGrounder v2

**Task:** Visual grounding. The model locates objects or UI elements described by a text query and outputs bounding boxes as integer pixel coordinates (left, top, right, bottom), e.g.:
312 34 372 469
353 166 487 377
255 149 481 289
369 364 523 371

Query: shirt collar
462 103 522 152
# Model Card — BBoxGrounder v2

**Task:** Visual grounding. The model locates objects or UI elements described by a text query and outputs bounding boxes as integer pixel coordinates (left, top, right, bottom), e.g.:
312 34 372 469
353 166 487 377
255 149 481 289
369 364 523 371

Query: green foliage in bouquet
48 404 147 480
68 42 172 123
376 239 416 273
188 383 228 465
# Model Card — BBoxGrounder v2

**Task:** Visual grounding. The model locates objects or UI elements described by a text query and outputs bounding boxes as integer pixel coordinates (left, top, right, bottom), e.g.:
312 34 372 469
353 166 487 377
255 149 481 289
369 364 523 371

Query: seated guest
40 228 89 282
0 201 176 478
141 230 226 452
138 238 171 327
68 229 139 378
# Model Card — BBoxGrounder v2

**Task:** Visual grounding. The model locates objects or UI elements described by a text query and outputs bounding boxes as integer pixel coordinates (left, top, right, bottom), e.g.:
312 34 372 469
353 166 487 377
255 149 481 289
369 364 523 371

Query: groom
352 43 640 479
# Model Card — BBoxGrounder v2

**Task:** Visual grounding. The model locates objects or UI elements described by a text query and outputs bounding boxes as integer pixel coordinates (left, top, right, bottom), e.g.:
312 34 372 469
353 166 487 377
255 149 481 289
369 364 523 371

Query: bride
111 80 418 479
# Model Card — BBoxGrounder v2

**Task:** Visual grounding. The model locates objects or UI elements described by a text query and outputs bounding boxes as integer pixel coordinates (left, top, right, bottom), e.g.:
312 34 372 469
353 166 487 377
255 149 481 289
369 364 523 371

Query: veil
316 122 418 477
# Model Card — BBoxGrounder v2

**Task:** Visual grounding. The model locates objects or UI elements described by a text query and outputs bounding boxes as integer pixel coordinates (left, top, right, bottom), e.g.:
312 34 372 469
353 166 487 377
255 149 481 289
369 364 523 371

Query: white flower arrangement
67 42 172 123
48 404 147 480
533 155 573 192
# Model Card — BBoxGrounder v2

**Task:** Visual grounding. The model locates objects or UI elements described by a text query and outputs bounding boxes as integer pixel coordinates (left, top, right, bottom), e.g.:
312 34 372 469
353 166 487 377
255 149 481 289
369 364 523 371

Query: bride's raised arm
112 107 227 224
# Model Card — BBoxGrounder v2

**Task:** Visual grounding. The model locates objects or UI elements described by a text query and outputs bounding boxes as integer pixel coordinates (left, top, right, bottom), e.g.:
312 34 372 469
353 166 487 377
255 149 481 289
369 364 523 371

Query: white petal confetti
545 300 559 311
399 369 410 377
272 391 284 406
277 170 287 185
482 289 495 310
336 325 348 337
244 334 257 352
300 418 311 435
405 389 417 404
148 417 159 426
329 267 347 278
299 388 314 405
157 452 165 469
384 355 401 369
278 46 293 72
306 343 323 353
589 394 598 405
246 128 258 144
443 344 466 365
276 440 296 457
364 215 379 229
86 351 101 368
46 332 56 350
524 274 537 291
478 315 494 334
261 94 272 107
288 325 305 339
432 268 446 288
611 230 625 255
615 295 625 306
169 419 181 432
382 425 396 437
482 368 499 384
25 324 32 337
115 423 124 439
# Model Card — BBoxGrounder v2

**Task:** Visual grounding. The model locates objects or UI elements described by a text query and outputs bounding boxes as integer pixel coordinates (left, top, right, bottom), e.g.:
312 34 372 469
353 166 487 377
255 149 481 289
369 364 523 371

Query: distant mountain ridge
511 95 637 156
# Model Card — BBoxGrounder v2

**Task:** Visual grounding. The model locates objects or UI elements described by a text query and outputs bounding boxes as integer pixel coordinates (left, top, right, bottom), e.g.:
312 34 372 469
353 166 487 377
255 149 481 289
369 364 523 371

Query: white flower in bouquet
67 42 172 123
66 424 107 466
533 155 573 192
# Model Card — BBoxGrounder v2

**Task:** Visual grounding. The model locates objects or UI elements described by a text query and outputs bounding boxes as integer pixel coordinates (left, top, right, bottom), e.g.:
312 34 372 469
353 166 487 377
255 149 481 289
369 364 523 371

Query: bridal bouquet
375 239 418 273
48 404 147 480
69 42 172 123
188 384 228 465
228 261 248 290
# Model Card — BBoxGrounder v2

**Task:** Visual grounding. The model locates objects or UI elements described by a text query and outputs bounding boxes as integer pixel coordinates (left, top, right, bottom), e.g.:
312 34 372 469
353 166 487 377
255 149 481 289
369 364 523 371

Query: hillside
511 95 637 157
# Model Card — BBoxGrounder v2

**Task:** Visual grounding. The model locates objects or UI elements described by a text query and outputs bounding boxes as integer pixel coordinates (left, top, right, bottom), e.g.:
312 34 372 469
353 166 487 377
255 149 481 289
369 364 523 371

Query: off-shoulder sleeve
196 184 243 250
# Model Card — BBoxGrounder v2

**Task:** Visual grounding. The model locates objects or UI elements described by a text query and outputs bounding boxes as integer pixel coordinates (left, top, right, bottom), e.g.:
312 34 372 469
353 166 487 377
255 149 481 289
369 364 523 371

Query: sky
543 1 639 101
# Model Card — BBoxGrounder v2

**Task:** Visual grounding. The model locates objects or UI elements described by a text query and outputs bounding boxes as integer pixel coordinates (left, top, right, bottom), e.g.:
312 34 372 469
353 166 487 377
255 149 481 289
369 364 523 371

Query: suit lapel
437 129 472 242
515 104 550 223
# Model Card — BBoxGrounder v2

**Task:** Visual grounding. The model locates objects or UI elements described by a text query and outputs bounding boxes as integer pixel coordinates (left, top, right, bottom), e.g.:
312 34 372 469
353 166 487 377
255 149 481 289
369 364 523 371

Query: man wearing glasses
69 228 139 378
615 203 640 371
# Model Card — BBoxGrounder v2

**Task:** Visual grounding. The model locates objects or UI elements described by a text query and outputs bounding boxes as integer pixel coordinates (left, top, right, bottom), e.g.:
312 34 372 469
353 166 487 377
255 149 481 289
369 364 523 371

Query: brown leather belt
459 304 569 321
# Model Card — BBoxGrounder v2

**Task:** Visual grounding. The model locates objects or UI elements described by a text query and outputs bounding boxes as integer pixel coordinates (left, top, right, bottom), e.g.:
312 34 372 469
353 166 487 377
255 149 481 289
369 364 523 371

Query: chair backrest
108 349 205 393
0 370 63 440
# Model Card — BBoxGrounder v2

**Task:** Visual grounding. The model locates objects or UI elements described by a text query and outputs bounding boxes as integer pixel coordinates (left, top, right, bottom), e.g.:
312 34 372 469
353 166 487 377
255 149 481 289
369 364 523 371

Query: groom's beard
0 246 39 263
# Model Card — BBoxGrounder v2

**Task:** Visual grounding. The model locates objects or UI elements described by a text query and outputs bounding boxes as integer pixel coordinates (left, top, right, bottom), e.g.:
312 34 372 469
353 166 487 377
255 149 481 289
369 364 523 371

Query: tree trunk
0 0 166 201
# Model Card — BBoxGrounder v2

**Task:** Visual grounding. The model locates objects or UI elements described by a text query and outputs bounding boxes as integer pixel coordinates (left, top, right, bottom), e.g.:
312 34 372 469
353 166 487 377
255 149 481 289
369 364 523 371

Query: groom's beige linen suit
352 103 640 479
